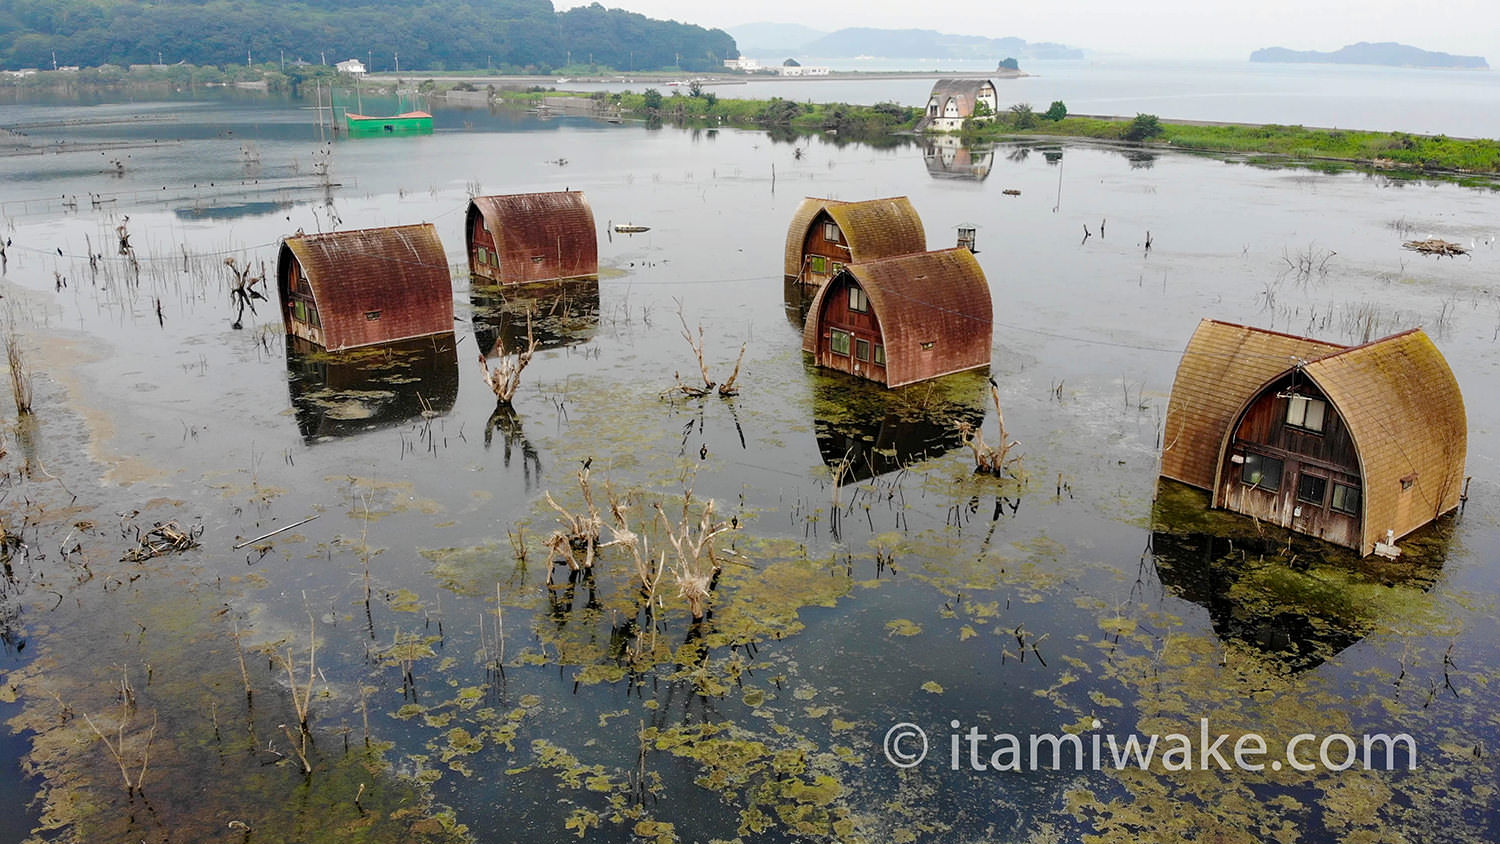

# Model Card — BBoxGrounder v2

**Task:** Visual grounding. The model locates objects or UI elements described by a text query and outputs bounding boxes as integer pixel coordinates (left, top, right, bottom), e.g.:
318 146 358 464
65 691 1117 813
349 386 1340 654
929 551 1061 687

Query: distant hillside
726 22 828 56
0 0 736 73
1250 42 1487 69
730 25 1082 61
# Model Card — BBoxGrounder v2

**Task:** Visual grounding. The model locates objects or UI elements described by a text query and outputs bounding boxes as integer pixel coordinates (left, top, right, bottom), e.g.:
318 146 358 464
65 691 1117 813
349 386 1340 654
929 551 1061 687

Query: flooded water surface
1 90 1499 843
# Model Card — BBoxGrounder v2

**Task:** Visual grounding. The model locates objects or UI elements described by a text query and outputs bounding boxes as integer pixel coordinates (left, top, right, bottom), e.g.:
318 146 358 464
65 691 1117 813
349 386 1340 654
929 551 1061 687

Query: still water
0 89 1498 842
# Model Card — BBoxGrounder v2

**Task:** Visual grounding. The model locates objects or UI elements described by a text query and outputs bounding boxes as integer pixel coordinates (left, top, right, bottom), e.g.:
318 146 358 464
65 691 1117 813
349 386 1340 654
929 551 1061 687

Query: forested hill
0 0 738 72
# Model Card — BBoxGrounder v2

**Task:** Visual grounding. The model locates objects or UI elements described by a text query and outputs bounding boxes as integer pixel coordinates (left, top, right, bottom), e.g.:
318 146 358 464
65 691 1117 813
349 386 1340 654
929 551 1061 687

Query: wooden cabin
466 191 597 285
784 196 926 286
918 79 998 133
1161 319 1467 557
276 224 454 351
801 248 992 388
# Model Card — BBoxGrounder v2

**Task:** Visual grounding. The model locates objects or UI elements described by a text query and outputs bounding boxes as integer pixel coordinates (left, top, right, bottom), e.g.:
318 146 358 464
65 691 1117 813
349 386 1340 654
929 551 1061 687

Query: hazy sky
556 0 1498 61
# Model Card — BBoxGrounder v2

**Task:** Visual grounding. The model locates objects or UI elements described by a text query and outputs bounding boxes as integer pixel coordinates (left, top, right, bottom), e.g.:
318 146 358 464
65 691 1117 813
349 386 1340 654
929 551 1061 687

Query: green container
345 111 434 137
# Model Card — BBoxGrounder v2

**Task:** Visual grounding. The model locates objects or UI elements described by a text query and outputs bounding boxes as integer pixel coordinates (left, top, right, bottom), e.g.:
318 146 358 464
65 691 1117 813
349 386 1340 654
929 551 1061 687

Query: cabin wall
282 259 325 347
797 211 850 286
1217 384 1363 550
470 215 501 283
811 278 888 384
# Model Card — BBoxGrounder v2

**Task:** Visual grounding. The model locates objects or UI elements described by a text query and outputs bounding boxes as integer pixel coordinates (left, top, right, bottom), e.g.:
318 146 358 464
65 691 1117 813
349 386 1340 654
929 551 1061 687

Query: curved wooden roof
783 196 926 279
1300 328 1466 553
1162 319 1342 490
925 79 994 113
468 191 597 284
1163 319 1467 555
802 248 991 388
278 223 453 351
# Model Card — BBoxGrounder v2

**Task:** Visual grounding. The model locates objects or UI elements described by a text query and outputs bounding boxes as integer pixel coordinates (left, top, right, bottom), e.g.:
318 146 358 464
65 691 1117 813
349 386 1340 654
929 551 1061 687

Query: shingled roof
467 191 597 284
1162 319 1342 490
278 224 454 351
1301 328 1466 554
802 248 991 388
1162 319 1467 555
783 196 926 279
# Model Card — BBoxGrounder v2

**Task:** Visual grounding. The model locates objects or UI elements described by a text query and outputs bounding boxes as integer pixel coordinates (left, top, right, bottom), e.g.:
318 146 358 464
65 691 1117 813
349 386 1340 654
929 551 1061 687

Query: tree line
0 0 737 73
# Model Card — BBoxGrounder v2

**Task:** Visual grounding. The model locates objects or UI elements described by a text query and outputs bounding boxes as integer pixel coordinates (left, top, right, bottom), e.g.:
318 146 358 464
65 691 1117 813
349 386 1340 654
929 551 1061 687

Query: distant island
1250 42 1488 69
728 24 1082 61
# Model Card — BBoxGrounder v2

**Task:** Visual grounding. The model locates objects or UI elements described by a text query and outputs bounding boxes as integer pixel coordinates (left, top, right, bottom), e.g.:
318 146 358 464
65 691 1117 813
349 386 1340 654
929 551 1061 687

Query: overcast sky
556 1 1498 61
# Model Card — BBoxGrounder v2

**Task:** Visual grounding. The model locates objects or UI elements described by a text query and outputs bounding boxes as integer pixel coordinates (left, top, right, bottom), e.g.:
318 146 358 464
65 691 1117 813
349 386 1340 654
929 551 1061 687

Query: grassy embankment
966 112 1500 179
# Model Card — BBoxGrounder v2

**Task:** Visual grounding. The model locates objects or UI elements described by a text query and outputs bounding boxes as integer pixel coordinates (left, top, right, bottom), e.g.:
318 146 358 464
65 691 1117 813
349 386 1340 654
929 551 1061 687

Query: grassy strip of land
964 111 1500 175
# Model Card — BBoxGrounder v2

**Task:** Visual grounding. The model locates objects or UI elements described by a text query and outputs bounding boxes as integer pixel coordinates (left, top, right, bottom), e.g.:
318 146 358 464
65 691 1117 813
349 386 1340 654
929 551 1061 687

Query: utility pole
395 52 400 73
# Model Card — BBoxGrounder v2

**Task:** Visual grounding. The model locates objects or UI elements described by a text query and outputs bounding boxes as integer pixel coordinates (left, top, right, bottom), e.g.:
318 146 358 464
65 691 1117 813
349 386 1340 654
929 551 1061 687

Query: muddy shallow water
1 91 1499 843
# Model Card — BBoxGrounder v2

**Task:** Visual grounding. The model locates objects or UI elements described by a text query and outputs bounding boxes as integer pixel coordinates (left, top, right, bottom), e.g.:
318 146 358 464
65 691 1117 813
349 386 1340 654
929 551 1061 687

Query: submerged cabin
1161 319 1467 557
276 224 454 351
917 79 998 133
784 196 926 287
466 191 597 286
801 248 992 388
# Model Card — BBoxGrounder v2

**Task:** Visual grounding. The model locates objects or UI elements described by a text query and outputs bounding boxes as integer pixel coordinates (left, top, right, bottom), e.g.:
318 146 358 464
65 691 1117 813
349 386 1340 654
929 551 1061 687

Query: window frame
809 255 828 275
855 338 871 361
1240 453 1283 492
1330 483 1361 516
1285 395 1327 434
823 221 841 243
1296 472 1328 506
829 328 851 357
848 285 869 314
873 344 885 366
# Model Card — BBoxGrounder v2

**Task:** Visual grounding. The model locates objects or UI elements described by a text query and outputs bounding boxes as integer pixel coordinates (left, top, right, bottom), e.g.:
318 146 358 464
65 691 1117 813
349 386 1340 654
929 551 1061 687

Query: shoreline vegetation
4 63 1498 180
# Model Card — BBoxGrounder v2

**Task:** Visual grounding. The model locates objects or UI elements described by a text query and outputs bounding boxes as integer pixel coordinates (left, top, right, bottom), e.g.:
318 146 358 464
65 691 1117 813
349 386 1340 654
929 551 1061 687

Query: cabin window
1240 453 1282 491
873 344 885 365
809 256 828 274
308 304 320 328
293 301 307 323
920 341 936 351
831 261 845 275
849 286 869 313
1285 395 1326 433
531 255 545 264
830 329 851 356
477 247 487 265
823 221 842 243
1331 483 1361 515
365 309 382 321
1400 474 1417 491
855 338 871 361
1296 473 1327 506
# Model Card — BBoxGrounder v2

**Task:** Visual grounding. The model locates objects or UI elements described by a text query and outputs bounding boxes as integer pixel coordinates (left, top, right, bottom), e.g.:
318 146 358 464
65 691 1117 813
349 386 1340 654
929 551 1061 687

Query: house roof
467 191 597 284
926 78 995 113
784 196 926 279
1162 319 1342 490
802 247 992 388
1301 328 1466 552
279 223 453 351
1162 319 1467 555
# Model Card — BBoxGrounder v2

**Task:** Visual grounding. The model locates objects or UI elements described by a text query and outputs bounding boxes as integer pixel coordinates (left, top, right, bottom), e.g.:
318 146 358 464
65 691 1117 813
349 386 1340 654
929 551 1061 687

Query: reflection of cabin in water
277 224 454 351
801 248 992 388
466 191 597 285
285 335 459 442
923 136 993 180
813 371 987 483
472 278 600 355
917 79 998 133
1161 319 1467 557
784 196 926 286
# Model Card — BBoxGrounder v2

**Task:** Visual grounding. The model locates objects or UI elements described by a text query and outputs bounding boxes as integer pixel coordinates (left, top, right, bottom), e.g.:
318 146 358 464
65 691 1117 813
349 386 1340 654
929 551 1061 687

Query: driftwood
1403 238 1468 257
479 314 539 403
224 257 266 330
655 496 735 620
544 468 603 582
958 382 1021 476
662 303 747 399
122 521 202 562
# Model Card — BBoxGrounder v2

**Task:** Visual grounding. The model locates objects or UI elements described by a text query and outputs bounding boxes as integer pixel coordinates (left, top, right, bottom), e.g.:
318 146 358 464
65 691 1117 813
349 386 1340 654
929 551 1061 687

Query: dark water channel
1 90 1498 842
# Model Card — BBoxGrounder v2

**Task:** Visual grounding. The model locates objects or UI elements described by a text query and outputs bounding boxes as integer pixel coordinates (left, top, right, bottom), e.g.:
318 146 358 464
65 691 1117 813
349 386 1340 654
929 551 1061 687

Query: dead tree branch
479 314 539 404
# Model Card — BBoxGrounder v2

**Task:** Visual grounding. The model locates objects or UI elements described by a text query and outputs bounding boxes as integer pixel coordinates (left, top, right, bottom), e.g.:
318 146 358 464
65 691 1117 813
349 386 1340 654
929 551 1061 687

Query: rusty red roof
278 223 454 351
802 247 992 387
468 191 597 284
